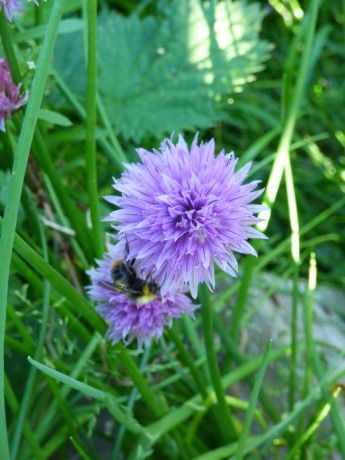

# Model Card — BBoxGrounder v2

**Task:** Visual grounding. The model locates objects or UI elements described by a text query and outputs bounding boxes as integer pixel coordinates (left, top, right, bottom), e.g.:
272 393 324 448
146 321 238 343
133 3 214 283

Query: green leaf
38 109 73 126
53 0 271 142
98 0 272 141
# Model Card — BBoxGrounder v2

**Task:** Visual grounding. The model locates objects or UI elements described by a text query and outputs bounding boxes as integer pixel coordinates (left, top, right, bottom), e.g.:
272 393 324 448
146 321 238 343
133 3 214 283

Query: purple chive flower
0 0 23 22
0 58 28 131
0 0 41 22
105 134 267 298
87 244 198 348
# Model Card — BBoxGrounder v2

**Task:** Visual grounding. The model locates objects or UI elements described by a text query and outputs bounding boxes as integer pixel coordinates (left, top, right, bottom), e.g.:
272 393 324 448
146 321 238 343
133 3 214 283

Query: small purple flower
0 0 42 23
105 135 267 298
87 245 198 348
0 0 23 22
0 58 28 131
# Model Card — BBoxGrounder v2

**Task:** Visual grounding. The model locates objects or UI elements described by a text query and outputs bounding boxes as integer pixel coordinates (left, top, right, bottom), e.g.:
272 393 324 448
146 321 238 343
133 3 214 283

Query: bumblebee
102 242 159 304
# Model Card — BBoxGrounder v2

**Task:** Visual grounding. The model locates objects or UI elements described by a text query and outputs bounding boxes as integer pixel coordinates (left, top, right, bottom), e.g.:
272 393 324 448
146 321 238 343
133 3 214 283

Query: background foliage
1 0 344 459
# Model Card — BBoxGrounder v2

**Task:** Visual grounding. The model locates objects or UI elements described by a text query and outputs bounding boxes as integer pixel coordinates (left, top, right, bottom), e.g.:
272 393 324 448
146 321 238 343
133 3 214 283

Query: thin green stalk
200 284 237 442
97 95 127 163
229 255 255 343
85 0 103 258
146 344 289 441
11 213 51 459
4 376 46 460
69 437 92 460
313 354 345 457
117 344 167 417
256 195 345 274
285 154 300 414
6 304 35 351
167 328 208 399
30 333 103 443
285 388 342 460
42 174 89 269
296 253 316 441
0 3 66 459
258 0 322 231
303 253 316 399
214 314 281 423
53 69 124 170
111 346 151 460
32 128 94 258
181 315 203 360
234 340 272 460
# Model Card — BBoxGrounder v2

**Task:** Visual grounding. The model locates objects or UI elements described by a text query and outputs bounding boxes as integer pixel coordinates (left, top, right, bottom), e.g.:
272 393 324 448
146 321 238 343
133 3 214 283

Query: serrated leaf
98 0 271 141
53 0 271 142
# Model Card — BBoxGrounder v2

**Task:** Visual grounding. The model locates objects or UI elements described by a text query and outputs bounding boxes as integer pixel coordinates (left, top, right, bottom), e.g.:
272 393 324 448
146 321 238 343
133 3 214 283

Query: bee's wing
98 281 115 290
98 280 141 297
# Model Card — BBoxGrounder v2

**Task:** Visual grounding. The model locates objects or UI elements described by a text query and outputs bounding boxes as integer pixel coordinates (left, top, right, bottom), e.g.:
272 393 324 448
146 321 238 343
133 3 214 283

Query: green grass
1 1 345 459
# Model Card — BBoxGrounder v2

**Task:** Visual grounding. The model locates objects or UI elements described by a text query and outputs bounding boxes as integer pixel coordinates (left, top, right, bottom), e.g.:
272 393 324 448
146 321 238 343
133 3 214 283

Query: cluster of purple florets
1 2 44 130
0 58 28 132
87 135 266 347
0 0 40 23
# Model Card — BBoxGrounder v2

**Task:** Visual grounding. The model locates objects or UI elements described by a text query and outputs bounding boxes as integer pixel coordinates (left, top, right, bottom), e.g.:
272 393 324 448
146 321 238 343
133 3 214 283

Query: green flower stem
214 314 281 424
234 340 272 460
200 284 237 442
10 214 51 459
0 3 66 459
111 346 151 460
85 0 103 258
167 328 208 399
116 344 167 417
230 255 255 343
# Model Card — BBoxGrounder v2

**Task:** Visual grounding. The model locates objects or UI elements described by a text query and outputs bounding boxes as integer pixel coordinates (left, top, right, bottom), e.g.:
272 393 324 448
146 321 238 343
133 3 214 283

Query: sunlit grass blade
313 354 345 457
257 0 322 231
285 388 342 460
284 154 301 415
